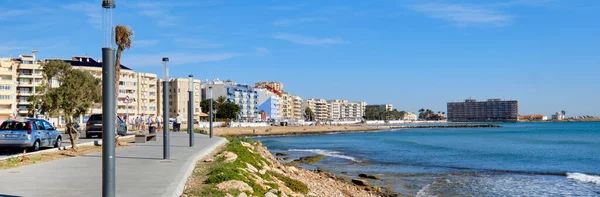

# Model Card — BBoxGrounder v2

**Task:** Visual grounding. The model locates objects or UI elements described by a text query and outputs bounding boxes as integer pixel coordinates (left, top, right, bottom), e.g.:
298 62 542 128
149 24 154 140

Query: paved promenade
0 132 227 197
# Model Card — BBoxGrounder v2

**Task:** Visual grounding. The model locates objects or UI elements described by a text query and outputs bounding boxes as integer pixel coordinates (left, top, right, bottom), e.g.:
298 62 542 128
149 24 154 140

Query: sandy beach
213 125 385 137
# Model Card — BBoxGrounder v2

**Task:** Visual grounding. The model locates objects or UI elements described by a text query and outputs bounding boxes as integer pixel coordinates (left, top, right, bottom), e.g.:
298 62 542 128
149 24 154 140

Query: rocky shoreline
183 138 383 197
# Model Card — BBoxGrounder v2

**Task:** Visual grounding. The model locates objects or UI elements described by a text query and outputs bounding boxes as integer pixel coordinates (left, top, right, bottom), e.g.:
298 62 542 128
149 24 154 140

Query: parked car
85 114 128 138
0 118 62 152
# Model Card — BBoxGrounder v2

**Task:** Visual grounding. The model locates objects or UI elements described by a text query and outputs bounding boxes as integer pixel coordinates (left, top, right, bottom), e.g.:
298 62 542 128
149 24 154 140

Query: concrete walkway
0 132 227 197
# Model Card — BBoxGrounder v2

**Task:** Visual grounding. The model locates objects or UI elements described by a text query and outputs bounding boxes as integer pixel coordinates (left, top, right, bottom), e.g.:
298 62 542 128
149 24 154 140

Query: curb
165 137 228 197
0 135 135 161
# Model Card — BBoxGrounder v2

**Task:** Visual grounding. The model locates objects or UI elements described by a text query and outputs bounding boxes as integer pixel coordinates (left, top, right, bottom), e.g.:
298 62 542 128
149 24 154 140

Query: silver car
0 119 61 152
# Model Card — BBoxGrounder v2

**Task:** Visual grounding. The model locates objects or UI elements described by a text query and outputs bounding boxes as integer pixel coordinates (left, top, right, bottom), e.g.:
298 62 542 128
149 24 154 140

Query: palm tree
114 25 133 105
561 110 566 116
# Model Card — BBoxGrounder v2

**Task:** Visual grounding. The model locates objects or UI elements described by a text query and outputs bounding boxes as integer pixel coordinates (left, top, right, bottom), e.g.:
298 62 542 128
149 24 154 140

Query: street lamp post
162 57 170 160
101 0 116 197
188 74 194 147
209 86 213 138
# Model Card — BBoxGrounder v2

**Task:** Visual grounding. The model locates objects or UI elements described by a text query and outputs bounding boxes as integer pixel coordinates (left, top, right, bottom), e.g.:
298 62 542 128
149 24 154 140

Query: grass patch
268 171 309 194
202 138 270 196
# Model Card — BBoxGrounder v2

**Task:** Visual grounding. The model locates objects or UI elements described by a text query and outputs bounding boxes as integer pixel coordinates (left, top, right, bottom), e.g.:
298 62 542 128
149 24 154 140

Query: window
0 95 11 100
119 90 126 94
178 88 180 93
0 85 10 90
119 81 125 85
34 120 45 130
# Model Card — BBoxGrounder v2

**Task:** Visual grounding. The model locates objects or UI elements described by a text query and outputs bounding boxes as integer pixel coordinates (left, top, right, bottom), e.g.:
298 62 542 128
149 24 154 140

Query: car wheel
54 137 61 148
29 140 40 152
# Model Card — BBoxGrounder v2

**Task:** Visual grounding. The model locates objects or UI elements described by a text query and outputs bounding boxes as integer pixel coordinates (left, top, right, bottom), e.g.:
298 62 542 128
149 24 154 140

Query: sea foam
566 172 600 185
288 149 359 162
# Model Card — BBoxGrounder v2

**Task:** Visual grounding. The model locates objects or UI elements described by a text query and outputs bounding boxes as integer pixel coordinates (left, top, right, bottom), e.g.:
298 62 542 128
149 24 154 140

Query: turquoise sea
256 122 600 196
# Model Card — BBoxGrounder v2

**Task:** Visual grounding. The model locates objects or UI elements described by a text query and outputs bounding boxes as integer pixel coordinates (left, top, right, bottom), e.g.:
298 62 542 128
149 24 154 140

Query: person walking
176 114 183 132
147 114 155 132
157 114 163 131
140 113 147 132
135 116 140 131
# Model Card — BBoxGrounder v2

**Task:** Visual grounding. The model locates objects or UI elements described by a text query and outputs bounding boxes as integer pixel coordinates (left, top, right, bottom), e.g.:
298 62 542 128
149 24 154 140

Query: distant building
202 79 258 121
157 78 202 124
447 98 518 122
327 100 365 121
552 112 564 120
254 81 284 93
256 88 280 121
303 98 328 121
291 95 303 120
403 112 418 121
366 104 393 112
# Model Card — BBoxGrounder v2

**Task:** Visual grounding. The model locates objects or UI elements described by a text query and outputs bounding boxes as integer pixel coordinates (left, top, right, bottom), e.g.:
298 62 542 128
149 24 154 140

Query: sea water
256 122 600 196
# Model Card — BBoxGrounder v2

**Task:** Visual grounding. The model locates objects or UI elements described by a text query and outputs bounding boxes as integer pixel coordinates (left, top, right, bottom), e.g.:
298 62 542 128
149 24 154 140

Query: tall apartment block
0 54 159 124
327 100 366 121
291 95 303 120
303 98 329 121
156 78 202 124
447 98 519 122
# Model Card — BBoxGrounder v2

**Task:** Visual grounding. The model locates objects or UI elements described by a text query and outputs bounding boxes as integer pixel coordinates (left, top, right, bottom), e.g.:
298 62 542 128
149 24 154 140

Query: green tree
216 102 241 120
304 107 315 121
200 99 217 113
29 60 101 150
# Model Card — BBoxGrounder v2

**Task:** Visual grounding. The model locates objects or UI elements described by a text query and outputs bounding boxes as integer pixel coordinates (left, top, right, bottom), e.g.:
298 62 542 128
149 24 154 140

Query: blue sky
1 0 599 116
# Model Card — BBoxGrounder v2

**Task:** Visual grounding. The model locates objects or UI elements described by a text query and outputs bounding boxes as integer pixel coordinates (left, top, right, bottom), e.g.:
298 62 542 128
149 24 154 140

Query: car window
34 120 45 130
42 121 54 130
88 115 102 121
0 121 28 130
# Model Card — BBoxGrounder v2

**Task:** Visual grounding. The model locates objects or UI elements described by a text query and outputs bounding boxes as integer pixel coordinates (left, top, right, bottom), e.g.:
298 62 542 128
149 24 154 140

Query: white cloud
63 2 102 29
272 17 327 26
273 33 347 45
410 3 511 26
122 53 239 67
0 9 29 20
134 39 159 48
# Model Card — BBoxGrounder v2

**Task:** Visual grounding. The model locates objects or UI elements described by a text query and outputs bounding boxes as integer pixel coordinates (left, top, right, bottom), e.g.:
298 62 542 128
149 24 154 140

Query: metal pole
188 75 194 147
102 47 116 197
162 58 170 160
209 86 213 138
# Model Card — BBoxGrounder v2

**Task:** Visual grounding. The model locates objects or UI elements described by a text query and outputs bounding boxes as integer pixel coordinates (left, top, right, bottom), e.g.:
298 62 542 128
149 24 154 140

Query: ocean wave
566 172 600 185
288 149 360 162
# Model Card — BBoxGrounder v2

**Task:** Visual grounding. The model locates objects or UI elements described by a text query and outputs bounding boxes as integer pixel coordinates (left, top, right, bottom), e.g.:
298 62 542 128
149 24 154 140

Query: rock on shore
254 141 380 197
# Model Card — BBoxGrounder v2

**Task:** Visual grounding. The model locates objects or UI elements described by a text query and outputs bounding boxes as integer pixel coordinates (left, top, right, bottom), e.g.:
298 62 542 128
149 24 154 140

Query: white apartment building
0 54 43 119
291 95 303 120
303 98 328 121
327 100 366 121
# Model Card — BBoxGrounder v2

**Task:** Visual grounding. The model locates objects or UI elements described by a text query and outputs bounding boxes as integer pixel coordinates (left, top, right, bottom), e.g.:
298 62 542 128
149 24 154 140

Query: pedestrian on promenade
135 116 141 130
157 114 163 131
140 113 147 132
176 114 183 132
148 114 155 131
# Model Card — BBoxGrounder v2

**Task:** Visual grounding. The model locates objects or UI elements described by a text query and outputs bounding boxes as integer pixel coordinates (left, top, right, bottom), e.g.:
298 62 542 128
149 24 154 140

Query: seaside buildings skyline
447 98 519 122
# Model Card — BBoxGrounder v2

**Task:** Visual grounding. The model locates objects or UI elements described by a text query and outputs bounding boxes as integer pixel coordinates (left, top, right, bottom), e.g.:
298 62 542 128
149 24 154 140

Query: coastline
183 138 381 197
213 125 386 137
